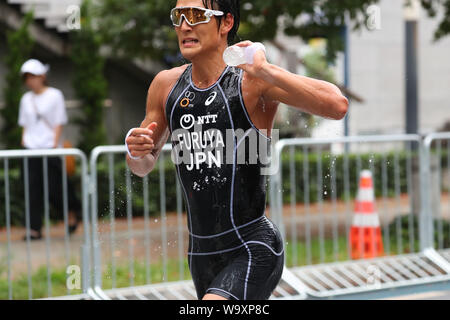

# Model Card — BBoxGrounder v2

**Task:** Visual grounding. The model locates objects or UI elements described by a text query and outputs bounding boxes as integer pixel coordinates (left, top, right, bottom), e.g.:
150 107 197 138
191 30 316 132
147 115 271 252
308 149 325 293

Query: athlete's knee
202 293 229 300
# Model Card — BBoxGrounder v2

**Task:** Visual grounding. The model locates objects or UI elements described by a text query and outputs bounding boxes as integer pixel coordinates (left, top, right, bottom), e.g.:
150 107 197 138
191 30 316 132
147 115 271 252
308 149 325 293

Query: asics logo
205 91 217 106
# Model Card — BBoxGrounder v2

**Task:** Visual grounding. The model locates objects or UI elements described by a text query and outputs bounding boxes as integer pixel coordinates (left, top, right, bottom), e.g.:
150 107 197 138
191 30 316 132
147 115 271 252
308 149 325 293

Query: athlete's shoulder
147 64 189 104
153 64 190 89
148 64 190 114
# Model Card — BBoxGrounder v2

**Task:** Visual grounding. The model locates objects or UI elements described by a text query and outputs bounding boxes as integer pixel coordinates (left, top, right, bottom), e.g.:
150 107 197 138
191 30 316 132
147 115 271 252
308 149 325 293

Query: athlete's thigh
189 253 229 300
243 242 284 300
204 250 248 300
205 243 284 300
202 293 228 300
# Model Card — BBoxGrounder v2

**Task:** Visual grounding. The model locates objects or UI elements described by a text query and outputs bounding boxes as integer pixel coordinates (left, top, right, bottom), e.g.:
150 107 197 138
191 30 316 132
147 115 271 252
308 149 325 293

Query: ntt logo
180 114 196 130
180 114 219 130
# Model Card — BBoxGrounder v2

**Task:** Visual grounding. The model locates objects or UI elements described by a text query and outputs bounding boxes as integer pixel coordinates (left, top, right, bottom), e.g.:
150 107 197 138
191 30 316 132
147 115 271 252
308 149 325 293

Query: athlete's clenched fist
125 122 158 160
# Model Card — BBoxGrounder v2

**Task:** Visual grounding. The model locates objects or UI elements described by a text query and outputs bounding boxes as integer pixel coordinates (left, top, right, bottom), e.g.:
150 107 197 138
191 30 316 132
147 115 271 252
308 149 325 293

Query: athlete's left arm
236 41 348 120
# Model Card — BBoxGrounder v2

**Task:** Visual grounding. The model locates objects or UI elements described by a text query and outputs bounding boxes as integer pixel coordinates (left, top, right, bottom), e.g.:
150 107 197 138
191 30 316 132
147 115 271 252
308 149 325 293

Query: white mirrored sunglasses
170 6 224 27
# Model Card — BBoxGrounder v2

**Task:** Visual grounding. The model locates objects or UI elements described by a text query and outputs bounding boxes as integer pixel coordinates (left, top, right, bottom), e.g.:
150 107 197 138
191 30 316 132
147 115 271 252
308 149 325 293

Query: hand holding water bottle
223 41 268 78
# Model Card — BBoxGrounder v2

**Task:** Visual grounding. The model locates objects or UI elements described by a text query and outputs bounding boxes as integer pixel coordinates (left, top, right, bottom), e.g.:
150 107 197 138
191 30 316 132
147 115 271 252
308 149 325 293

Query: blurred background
1 0 450 300
1 0 449 151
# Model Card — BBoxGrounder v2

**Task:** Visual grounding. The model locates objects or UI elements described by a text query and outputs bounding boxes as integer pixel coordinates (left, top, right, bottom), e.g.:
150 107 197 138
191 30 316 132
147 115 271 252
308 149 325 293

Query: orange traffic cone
349 170 384 259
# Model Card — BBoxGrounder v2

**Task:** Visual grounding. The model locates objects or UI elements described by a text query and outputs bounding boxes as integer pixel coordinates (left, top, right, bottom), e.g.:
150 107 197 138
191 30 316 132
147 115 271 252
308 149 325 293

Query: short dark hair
202 0 240 44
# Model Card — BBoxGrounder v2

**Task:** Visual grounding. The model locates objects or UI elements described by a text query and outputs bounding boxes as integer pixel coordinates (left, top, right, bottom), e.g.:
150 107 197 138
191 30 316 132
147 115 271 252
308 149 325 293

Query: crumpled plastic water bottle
223 42 266 67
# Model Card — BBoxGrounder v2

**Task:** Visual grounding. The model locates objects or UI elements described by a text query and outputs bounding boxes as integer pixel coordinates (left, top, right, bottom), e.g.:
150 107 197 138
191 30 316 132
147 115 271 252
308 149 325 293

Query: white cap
20 59 50 76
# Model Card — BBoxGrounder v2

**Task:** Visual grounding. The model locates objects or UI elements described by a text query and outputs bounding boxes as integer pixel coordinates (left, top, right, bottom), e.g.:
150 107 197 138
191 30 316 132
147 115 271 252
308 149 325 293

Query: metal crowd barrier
0 149 93 300
2 133 450 300
87 145 303 300
89 145 182 300
423 133 450 260
268 134 450 299
269 134 424 260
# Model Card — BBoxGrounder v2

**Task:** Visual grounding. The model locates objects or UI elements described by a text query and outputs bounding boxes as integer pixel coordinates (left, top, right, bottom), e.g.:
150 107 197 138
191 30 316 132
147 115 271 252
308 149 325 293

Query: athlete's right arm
126 70 172 177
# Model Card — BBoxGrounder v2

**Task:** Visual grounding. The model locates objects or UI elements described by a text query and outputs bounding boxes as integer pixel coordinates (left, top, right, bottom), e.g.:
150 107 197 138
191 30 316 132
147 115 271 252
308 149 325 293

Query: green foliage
102 259 191 290
386 215 421 254
0 265 82 299
94 155 178 221
93 0 450 64
387 214 450 253
285 215 448 267
240 0 381 62
279 150 423 205
93 0 176 61
285 235 351 266
0 160 25 227
421 0 450 41
279 47 338 138
94 0 383 63
0 158 83 229
0 11 34 149
70 0 108 154
303 47 337 83
0 258 188 299
95 150 429 223
1 150 448 228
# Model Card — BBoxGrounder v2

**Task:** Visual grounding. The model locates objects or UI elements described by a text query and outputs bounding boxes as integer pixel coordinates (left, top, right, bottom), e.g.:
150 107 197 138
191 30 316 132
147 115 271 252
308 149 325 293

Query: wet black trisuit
165 64 284 300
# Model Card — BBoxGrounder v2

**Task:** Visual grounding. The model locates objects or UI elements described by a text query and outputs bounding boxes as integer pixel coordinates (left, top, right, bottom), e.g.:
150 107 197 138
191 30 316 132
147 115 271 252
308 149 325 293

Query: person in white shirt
18 59 81 240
